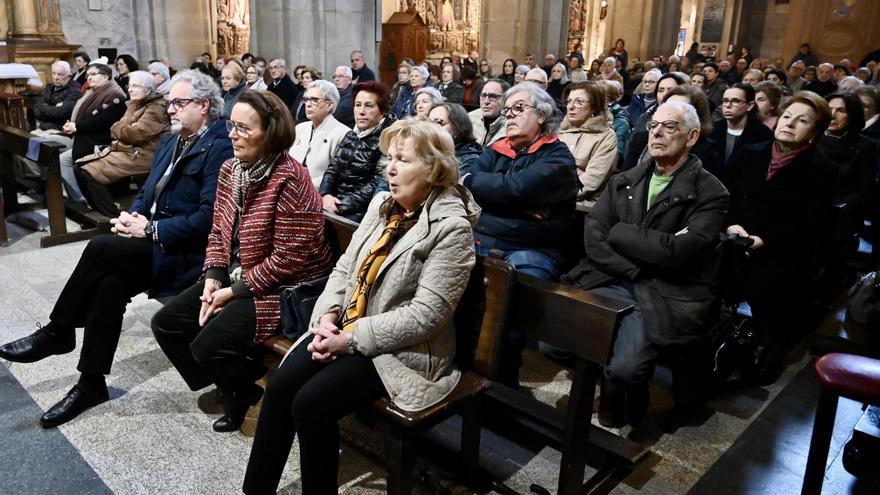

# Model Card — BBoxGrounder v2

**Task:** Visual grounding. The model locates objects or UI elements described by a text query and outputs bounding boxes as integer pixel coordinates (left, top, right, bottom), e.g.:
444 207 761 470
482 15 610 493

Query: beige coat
289 115 353 190
468 108 507 147
559 113 618 209
294 186 480 412
78 93 170 184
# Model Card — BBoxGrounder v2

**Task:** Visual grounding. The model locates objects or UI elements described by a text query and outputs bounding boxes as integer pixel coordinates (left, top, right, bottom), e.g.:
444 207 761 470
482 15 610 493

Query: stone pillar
480 0 567 72
1 0 79 86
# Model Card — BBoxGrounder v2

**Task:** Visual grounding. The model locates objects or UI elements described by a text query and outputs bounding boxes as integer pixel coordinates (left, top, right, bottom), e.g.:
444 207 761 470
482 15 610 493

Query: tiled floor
0 214 875 494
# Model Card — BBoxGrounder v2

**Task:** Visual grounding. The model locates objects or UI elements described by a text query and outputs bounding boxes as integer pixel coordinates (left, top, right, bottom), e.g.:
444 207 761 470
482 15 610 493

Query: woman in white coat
244 119 479 494
289 80 353 189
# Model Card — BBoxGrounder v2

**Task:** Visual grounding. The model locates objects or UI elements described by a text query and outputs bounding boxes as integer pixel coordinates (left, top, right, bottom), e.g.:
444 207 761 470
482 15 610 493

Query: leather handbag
847 271 880 327
279 275 329 340
708 311 758 382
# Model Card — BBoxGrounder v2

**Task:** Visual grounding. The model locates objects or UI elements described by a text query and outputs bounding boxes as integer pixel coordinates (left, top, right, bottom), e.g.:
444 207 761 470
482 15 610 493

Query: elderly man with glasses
0 70 233 428
467 78 511 146
331 65 355 128
564 101 729 429
266 57 301 110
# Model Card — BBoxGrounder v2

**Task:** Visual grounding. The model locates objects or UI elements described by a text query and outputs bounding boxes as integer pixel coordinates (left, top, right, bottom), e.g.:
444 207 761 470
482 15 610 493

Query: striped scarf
340 202 421 334
230 153 278 211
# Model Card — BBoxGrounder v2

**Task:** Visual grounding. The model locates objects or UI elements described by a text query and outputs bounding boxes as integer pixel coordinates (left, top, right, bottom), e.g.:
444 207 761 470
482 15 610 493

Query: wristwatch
143 221 155 237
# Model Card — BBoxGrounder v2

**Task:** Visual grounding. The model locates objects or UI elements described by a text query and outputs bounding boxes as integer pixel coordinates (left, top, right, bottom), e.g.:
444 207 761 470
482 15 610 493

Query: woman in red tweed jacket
152 91 333 432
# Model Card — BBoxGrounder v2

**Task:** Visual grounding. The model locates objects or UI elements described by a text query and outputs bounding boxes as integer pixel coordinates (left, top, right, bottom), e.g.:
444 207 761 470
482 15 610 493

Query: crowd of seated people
2 40 880 493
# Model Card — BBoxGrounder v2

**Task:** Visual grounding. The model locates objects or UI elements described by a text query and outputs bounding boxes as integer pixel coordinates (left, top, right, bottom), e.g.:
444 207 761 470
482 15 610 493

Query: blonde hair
379 119 459 189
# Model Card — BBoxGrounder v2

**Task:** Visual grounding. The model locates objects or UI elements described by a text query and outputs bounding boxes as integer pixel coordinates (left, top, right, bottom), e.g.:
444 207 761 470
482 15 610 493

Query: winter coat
563 153 730 345
319 117 395 218
559 113 618 208
610 102 632 166
70 81 128 162
78 93 170 184
33 79 82 130
705 118 775 187
129 120 233 298
333 85 355 129
302 186 480 412
467 108 507 147
267 74 301 109
289 115 353 190
455 141 483 173
204 153 334 343
463 135 578 250
437 80 464 103
815 133 877 241
390 84 419 119
221 81 247 119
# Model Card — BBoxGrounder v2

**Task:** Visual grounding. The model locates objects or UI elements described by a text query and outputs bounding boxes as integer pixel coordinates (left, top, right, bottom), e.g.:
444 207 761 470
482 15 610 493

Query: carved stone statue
217 0 250 57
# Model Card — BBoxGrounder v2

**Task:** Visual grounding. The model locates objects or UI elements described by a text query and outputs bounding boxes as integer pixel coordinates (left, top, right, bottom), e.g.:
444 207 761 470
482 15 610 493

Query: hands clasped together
306 313 351 363
109 211 149 238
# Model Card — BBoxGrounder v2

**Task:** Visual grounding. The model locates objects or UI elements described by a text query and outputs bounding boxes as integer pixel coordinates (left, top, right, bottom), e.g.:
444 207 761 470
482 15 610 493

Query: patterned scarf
340 202 422 334
766 141 810 180
230 153 278 211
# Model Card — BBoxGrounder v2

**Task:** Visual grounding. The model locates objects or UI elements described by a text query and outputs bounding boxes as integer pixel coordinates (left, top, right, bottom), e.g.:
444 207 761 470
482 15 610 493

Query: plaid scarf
229 153 278 211
340 202 421 334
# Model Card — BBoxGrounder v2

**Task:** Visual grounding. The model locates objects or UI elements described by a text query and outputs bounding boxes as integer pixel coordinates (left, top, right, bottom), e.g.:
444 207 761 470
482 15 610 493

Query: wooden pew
261 212 646 494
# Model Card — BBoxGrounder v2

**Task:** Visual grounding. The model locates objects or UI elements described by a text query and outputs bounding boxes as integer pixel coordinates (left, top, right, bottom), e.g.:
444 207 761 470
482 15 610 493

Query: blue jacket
463 135 578 249
129 120 233 297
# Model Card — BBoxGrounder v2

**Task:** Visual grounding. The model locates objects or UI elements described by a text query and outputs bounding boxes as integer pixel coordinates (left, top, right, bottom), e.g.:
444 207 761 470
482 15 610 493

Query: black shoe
40 384 109 428
0 323 75 363
598 380 626 428
212 383 263 433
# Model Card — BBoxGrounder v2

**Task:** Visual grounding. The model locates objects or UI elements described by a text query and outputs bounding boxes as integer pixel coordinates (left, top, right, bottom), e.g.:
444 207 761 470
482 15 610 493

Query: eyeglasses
86 71 102 78
269 65 283 71
564 98 589 108
168 98 197 111
226 120 256 137
303 96 329 105
646 120 682 134
430 118 449 127
501 102 536 118
480 92 503 101
525 79 547 85
722 98 747 106
333 74 351 79
129 84 147 91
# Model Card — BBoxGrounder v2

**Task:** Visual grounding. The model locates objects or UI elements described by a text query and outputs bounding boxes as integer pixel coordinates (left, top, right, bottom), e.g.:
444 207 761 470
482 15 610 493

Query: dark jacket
463 135 578 249
815 133 877 229
333 85 355 128
455 141 482 172
353 65 376 83
805 79 837 98
438 81 464 104
33 79 82 130
221 81 247 119
319 117 396 218
267 74 301 109
390 84 417 119
129 120 233 298
704 78 728 110
563 153 730 345
705 118 775 187
72 95 128 162
625 94 653 124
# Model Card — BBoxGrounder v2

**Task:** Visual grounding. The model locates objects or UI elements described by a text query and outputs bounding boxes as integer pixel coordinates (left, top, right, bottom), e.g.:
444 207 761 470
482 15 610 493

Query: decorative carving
217 0 249 57
404 0 480 58
567 0 586 56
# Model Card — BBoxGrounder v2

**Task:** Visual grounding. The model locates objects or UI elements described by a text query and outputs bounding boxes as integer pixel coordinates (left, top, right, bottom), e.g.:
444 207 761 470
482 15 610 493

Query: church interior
1 1 880 494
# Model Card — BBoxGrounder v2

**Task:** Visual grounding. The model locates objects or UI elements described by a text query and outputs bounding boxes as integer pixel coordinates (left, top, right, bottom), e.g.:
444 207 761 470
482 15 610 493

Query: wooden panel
784 0 880 65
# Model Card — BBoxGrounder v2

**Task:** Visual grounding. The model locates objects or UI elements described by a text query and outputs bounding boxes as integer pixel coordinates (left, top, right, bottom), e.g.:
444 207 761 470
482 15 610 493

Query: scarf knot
230 153 278 211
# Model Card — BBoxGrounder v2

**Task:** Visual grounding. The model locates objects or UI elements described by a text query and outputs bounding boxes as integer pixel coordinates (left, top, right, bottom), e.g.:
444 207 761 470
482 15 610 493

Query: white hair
147 61 170 82
52 60 72 75
659 101 701 133
838 75 863 91
334 66 353 79
308 80 340 105
128 70 156 92
271 57 286 67
526 68 547 83
515 64 530 74
551 62 569 84
502 82 562 136
414 86 443 104
410 66 429 79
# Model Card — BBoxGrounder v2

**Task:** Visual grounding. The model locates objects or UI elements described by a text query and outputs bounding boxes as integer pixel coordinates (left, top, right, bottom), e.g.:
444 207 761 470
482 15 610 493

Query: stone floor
0 211 873 494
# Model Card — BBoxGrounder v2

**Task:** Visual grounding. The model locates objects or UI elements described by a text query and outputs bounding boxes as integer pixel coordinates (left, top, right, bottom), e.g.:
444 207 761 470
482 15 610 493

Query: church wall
480 0 566 73
59 0 138 61
249 0 378 80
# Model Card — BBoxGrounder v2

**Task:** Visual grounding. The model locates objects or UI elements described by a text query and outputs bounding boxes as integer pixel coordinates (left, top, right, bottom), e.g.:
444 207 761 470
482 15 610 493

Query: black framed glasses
646 120 682 134
303 96 329 105
501 102 536 118
168 98 196 111
721 98 746 106
480 92 502 101
225 120 255 137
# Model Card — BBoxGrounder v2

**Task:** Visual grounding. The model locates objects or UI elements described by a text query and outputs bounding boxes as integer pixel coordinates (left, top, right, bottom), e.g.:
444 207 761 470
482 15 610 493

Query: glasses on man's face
480 92 502 102
86 72 102 78
564 98 589 108
722 98 746 106
501 102 535 118
646 120 682 134
226 120 255 137
269 65 283 71
168 98 196 111
303 96 329 105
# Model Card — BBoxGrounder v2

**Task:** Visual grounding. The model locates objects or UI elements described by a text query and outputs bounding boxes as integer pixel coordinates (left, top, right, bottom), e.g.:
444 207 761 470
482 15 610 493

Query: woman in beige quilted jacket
243 119 480 494
558 81 618 210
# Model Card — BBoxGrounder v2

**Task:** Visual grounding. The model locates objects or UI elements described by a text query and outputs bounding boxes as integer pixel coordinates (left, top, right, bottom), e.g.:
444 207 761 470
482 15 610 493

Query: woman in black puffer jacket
319 81 396 222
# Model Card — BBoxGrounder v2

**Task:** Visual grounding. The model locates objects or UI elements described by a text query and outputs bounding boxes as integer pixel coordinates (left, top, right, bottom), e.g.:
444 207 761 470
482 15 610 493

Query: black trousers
151 281 265 392
243 342 386 495
74 167 120 218
49 234 153 376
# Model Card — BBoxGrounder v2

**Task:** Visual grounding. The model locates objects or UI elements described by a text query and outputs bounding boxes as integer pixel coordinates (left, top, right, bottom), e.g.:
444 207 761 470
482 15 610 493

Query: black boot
625 381 650 427
598 379 626 428
40 374 109 428
0 322 75 363
212 383 263 433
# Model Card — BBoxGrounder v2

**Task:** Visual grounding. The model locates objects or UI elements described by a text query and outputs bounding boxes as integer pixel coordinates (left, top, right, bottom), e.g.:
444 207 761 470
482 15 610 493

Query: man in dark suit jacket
33 61 82 130
332 65 355 128
350 50 375 84
267 57 301 110
0 70 234 429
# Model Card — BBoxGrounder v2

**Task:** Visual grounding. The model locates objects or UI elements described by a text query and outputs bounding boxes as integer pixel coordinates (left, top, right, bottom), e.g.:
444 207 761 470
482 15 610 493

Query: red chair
802 353 880 494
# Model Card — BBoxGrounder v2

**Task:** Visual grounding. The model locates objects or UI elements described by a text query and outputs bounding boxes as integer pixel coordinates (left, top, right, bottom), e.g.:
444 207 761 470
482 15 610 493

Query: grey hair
147 61 170 81
551 62 569 84
128 70 156 93
334 65 353 79
169 69 224 121
659 101 701 133
818 62 834 71
415 86 443 105
308 79 340 105
271 57 287 67
603 56 618 66
526 68 547 83
52 60 72 75
515 64 530 75
501 81 562 136
838 75 863 91
410 65 429 79
644 68 663 80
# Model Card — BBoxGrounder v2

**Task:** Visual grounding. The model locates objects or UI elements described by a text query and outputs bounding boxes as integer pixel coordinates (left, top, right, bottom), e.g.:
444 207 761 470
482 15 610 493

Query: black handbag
847 271 880 327
708 311 758 382
279 275 329 340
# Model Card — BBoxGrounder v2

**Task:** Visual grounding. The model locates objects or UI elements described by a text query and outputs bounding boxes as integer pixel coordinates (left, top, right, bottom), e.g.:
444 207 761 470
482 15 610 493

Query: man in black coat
805 63 838 97
33 61 82 130
350 50 375 84
563 101 729 428
332 66 355 128
266 57 301 110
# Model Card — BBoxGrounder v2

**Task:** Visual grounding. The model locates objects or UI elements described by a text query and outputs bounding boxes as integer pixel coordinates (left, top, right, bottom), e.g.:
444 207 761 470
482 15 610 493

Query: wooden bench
260 212 647 494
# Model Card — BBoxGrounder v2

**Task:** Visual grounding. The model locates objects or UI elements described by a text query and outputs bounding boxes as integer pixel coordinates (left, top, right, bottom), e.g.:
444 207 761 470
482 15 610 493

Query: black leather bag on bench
279 276 329 341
